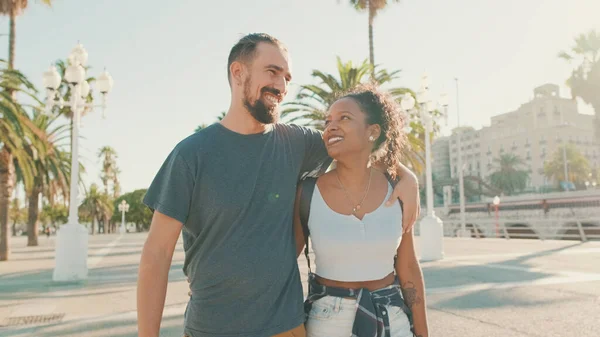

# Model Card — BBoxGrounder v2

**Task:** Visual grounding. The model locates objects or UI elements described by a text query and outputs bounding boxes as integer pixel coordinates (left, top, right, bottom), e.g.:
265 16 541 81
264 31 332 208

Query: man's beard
243 78 281 124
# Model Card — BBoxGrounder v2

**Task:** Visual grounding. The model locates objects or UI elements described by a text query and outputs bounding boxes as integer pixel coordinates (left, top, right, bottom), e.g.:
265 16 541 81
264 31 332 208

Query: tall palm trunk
2 4 18 260
27 185 41 246
0 148 15 261
8 4 16 70
368 3 375 77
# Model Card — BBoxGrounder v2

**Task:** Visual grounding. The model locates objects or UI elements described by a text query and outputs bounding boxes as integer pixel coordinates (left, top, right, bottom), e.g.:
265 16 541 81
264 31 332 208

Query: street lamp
493 195 500 237
43 43 114 282
118 200 129 234
400 72 449 261
454 78 468 238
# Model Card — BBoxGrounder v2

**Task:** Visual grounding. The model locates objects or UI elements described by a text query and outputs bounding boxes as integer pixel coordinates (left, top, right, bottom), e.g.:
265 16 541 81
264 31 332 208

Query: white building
435 83 598 191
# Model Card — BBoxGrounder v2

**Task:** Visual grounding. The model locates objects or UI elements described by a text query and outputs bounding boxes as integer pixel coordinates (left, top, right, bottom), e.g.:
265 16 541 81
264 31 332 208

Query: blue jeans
306 295 412 337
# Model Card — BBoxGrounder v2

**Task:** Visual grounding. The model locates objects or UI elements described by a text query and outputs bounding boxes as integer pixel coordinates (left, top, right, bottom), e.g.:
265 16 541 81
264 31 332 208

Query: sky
4 0 600 195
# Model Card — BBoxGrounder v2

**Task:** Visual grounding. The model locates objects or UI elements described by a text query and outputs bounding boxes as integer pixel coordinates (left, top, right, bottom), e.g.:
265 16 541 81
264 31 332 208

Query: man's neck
220 104 272 135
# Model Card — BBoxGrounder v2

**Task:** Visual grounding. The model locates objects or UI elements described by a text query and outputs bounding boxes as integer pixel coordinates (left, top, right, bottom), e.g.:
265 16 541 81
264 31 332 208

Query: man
137 33 420 337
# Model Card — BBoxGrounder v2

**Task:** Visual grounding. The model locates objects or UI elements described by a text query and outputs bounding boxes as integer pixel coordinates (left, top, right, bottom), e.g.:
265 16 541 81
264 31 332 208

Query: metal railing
438 217 600 241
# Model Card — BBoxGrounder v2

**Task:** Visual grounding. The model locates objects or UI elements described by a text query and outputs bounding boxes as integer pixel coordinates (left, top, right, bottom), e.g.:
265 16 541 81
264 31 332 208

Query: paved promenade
1 233 599 337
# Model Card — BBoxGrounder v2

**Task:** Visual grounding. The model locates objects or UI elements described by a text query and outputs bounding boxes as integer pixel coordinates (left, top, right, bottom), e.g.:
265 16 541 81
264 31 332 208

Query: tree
9 197 24 236
195 111 226 133
195 123 209 133
98 146 119 233
21 112 70 246
344 0 401 76
487 153 529 195
559 30 600 144
282 57 429 174
79 184 113 235
111 189 152 232
40 204 68 231
543 144 591 189
98 147 117 195
0 0 52 69
0 62 46 261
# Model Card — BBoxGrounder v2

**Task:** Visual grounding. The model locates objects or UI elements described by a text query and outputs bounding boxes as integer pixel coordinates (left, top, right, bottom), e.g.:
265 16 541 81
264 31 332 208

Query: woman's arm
396 231 428 337
293 186 306 258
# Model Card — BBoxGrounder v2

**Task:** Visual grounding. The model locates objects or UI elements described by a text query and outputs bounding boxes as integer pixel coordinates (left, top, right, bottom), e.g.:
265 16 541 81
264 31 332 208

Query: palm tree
195 123 209 133
21 112 70 246
79 184 113 235
344 0 401 75
40 203 67 231
559 30 600 143
0 62 45 261
111 167 121 199
98 146 118 233
282 57 427 173
487 153 529 196
98 146 117 194
9 197 24 236
195 111 226 132
543 144 591 189
0 0 52 70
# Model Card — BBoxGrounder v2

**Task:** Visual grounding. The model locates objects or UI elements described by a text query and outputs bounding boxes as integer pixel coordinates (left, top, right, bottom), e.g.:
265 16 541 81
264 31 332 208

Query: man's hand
386 170 420 234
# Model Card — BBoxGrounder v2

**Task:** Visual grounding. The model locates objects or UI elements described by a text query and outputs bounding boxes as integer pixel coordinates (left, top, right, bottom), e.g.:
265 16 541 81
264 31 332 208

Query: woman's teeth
328 137 343 144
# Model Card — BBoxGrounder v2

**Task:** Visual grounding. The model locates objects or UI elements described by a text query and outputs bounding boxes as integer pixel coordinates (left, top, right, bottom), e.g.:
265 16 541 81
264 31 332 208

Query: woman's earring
369 136 375 142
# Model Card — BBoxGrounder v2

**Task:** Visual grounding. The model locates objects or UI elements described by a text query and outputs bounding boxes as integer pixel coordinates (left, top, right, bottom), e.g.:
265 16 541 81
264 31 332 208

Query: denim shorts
305 295 412 337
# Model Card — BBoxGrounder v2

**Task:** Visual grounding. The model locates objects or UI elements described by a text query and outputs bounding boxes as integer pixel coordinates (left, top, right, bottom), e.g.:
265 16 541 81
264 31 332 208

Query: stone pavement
0 233 599 337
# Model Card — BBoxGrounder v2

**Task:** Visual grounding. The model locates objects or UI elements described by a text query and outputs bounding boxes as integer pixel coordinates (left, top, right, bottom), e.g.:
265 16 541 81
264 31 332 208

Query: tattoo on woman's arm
402 281 422 308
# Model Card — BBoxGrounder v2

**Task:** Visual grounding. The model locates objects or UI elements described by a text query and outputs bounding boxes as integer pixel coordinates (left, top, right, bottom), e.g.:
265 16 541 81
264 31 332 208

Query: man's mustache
261 87 282 100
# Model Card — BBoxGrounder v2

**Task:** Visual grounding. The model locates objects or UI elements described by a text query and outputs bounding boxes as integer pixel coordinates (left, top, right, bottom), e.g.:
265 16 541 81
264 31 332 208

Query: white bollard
419 214 444 261
53 223 88 282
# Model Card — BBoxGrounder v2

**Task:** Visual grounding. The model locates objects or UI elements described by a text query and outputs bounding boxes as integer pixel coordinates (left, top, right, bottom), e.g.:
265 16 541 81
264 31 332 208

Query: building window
538 107 545 117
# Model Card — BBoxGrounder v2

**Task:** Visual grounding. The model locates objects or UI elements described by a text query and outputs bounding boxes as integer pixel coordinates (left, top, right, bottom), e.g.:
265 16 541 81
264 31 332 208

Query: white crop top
308 183 403 282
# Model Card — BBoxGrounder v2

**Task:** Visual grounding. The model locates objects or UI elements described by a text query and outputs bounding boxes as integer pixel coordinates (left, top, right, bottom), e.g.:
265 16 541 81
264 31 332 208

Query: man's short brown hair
227 33 287 86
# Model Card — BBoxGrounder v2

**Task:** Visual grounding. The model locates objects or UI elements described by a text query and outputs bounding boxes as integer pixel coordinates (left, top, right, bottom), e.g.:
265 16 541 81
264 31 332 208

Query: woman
293 84 428 337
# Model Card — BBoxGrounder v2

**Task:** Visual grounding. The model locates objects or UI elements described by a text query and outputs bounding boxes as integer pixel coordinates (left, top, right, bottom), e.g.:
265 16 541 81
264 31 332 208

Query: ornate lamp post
401 72 449 261
118 200 129 234
43 43 114 282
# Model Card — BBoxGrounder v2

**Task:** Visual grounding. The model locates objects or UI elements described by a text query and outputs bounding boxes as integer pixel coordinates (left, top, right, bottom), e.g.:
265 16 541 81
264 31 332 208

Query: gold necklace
335 168 372 214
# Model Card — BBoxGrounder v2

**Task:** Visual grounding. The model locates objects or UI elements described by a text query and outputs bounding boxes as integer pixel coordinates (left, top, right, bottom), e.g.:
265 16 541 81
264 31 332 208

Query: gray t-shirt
143 123 331 337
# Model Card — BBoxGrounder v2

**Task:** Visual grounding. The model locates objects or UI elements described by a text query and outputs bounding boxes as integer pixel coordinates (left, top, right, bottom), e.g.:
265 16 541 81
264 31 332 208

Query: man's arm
395 231 428 337
137 211 183 337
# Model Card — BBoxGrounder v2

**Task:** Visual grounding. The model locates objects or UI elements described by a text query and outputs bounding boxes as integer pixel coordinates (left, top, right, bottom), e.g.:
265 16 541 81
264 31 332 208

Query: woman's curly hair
339 83 407 180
